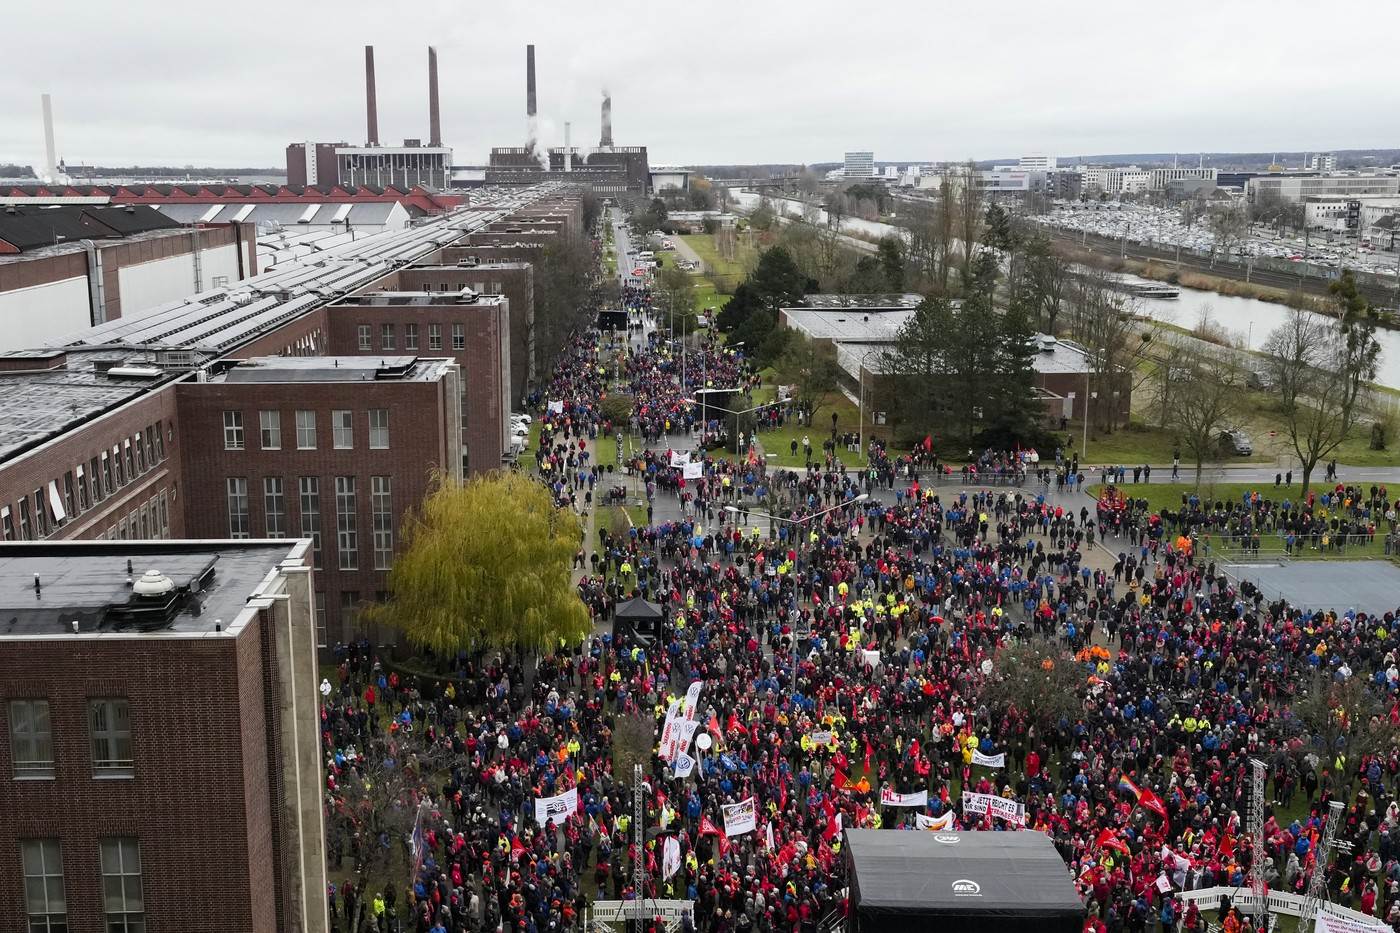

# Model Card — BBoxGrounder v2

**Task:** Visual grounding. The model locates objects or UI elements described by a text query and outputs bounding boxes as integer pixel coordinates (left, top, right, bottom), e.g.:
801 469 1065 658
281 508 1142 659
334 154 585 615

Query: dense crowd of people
322 280 1400 933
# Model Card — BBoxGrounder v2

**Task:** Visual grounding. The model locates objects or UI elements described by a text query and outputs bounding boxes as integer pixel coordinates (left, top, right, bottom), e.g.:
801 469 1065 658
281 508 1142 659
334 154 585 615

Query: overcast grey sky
2 0 1396 170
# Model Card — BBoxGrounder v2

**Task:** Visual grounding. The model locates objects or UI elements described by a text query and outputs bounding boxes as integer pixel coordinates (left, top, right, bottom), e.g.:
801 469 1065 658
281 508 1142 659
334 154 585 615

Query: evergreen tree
983 203 1016 252
876 236 907 290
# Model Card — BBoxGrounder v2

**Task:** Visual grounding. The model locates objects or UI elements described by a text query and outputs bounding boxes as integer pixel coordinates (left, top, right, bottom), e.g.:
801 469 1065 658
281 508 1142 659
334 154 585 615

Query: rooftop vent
132 569 175 597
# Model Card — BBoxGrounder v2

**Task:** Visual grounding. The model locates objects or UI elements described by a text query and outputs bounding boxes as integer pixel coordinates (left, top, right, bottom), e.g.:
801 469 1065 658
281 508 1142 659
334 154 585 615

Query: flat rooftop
794 293 922 311
0 540 305 639
335 288 506 307
212 355 452 384
783 307 913 343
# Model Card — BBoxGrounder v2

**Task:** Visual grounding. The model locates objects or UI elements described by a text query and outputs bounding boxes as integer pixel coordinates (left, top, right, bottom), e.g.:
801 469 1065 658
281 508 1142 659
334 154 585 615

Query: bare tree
1164 340 1244 485
1207 202 1249 261
1066 270 1151 433
954 161 984 287
1026 237 1070 334
1263 308 1352 495
935 177 957 294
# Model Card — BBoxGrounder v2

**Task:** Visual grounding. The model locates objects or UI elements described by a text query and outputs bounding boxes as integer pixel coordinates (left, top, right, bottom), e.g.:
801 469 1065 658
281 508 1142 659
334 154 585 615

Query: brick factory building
0 538 327 932
0 183 583 637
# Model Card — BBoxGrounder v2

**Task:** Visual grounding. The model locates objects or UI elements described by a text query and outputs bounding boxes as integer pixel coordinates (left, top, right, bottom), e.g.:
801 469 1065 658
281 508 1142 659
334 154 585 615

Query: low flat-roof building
0 538 327 933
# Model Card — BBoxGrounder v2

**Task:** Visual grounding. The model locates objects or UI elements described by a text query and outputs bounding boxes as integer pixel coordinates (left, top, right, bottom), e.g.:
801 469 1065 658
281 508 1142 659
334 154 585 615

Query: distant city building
0 538 327 933
1147 168 1217 192
844 152 875 178
649 167 692 192
1248 174 1400 204
1048 169 1084 201
1019 154 1057 171
883 165 899 179
1309 153 1337 172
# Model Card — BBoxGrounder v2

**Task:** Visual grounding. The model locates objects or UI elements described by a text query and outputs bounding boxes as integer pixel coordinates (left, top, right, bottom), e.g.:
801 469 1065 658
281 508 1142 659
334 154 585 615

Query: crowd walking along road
321 221 1400 933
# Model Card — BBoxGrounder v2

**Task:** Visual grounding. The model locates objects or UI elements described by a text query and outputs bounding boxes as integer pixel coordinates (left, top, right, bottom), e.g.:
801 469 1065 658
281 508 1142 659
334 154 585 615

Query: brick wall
0 618 284 931
175 376 454 640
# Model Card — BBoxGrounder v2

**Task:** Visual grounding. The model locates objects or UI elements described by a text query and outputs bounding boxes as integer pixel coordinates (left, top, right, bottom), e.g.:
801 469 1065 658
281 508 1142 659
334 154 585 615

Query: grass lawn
1086 481 1393 559
681 233 756 289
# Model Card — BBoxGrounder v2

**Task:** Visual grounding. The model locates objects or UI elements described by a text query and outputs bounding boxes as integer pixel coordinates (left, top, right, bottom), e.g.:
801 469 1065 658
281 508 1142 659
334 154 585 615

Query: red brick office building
0 539 327 933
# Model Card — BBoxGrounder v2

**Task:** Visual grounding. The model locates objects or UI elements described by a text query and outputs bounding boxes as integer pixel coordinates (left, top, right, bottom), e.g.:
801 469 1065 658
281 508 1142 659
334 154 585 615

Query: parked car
1218 429 1253 456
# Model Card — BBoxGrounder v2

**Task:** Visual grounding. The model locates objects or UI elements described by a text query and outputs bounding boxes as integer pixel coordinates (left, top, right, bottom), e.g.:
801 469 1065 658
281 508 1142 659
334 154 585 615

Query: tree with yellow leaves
365 471 590 654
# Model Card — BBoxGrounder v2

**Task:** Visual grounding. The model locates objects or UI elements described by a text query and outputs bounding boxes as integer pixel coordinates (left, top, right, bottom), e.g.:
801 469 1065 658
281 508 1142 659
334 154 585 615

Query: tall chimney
526 45 537 118
365 45 380 146
428 46 441 147
40 94 57 183
564 122 572 172
600 91 613 148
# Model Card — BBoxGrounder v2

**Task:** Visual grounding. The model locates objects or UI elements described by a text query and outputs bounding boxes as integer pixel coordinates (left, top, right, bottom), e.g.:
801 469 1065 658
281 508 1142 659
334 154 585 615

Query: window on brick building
124 439 134 480
21 838 66 931
99 837 143 931
357 324 372 350
299 477 322 569
134 434 145 474
19 498 32 540
314 592 327 647
336 476 358 571
264 477 286 538
89 699 133 777
62 472 75 520
223 410 244 450
32 490 46 538
145 425 157 464
295 410 316 450
405 323 419 350
372 475 393 570
157 492 169 539
341 590 361 633
1 505 13 542
381 323 395 350
429 323 442 350
9 700 54 778
369 409 389 449
76 465 89 512
154 421 165 461
452 323 465 350
332 410 353 449
112 445 124 488
259 410 281 450
226 477 249 539
100 452 113 498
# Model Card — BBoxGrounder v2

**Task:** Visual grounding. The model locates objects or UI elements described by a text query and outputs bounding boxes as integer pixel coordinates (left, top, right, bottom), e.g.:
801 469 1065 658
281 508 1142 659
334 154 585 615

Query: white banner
916 812 954 831
961 791 1025 826
722 797 757 837
663 835 682 880
682 681 704 721
1155 873 1172 894
806 730 836 748
860 649 881 668
1317 913 1393 933
658 699 683 761
674 719 699 752
547 400 564 414
534 787 579 826
683 461 704 480
971 750 1006 768
669 449 691 467
672 751 697 779
880 787 929 808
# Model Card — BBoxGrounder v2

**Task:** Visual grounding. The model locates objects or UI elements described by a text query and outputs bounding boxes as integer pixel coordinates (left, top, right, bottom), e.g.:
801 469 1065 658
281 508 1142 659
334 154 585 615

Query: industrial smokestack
40 94 57 183
600 90 613 148
365 46 380 146
564 122 572 172
526 45 537 118
428 46 441 147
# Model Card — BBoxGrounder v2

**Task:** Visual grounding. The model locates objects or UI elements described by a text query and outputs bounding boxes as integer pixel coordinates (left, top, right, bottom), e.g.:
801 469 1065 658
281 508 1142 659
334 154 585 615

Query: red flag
1219 835 1236 858
863 740 874 773
922 435 932 451
1139 788 1169 821
823 811 843 842
833 768 850 791
699 816 723 837
1094 828 1130 855
510 836 526 860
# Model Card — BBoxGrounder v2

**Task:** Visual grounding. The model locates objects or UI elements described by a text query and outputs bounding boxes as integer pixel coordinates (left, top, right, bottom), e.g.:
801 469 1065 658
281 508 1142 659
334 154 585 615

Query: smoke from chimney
40 94 58 184
428 46 441 147
365 45 380 146
600 89 613 148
